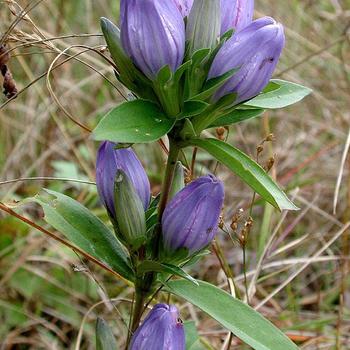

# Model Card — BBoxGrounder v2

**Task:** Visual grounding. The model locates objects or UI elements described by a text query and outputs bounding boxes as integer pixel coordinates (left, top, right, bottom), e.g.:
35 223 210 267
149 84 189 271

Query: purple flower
172 0 253 35
130 304 185 350
208 17 285 104
96 141 150 218
173 0 194 17
220 0 254 35
120 0 185 79
162 174 224 254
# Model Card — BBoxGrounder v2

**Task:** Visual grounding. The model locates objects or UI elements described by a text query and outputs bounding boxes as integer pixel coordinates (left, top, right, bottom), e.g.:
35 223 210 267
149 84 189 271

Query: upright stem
130 290 146 333
127 137 181 348
157 137 181 220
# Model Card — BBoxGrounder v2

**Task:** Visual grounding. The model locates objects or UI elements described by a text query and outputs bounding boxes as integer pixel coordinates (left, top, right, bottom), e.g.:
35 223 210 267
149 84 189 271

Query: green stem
127 138 181 348
130 290 146 334
157 138 181 221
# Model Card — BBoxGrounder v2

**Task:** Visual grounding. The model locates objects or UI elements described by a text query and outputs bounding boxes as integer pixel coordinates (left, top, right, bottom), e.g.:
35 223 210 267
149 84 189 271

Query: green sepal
184 48 211 99
153 65 181 117
169 161 185 200
114 170 147 250
177 100 209 120
179 118 198 140
190 92 238 133
220 28 234 41
189 68 238 102
100 17 157 101
174 60 192 83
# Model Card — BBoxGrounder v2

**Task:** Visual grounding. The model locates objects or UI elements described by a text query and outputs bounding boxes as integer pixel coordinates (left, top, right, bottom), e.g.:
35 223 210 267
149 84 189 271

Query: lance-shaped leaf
93 100 175 144
32 189 134 281
187 138 298 211
166 279 299 350
245 79 312 109
209 108 265 128
137 260 198 285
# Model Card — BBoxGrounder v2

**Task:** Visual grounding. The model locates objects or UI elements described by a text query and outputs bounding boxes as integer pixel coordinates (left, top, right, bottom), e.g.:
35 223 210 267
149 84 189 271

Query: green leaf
137 260 198 285
245 79 312 109
93 100 175 143
210 108 265 127
166 280 299 350
100 18 157 102
188 138 298 211
174 60 192 83
156 65 173 85
178 100 209 119
32 189 134 281
179 119 197 140
96 318 118 350
190 48 211 66
190 68 237 102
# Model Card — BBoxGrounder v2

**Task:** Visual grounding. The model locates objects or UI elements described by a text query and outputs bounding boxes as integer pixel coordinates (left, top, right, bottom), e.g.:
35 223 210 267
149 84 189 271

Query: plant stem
157 137 181 220
130 290 146 333
127 138 181 348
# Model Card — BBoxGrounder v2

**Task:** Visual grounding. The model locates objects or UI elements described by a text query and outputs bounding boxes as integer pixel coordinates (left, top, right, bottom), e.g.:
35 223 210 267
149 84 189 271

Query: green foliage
187 138 298 211
166 280 299 350
29 189 134 281
137 260 198 285
93 100 174 143
245 80 312 109
209 108 265 127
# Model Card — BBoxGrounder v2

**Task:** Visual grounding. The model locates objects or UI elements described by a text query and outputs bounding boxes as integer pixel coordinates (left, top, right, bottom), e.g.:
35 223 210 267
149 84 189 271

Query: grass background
0 0 350 349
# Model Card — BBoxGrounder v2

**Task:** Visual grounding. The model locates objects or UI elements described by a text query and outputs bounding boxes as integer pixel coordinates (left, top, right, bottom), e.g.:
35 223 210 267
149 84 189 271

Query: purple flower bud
96 141 150 218
130 304 185 350
120 0 185 79
162 175 224 254
173 0 194 17
208 17 285 104
220 0 254 35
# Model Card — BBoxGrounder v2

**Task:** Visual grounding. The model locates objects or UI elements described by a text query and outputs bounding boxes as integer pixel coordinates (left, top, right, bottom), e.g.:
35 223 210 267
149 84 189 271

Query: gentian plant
17 0 312 349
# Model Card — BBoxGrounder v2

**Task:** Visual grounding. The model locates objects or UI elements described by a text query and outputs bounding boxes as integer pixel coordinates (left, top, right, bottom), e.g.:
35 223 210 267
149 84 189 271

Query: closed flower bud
162 174 224 255
173 0 194 17
186 0 221 55
114 170 147 249
96 141 150 219
208 17 285 104
220 0 254 35
120 0 185 79
130 304 185 350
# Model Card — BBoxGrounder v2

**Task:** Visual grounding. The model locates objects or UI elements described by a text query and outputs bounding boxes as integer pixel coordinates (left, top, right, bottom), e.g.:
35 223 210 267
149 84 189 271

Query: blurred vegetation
0 0 350 349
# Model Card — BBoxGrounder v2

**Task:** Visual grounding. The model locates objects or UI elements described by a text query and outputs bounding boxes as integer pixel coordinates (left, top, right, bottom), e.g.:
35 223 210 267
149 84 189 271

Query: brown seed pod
0 45 18 99
0 45 10 67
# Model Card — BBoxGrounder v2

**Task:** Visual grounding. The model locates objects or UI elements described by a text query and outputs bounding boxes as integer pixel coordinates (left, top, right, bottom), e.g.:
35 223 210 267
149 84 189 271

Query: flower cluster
100 0 284 126
95 0 288 348
96 143 223 346
96 141 224 255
